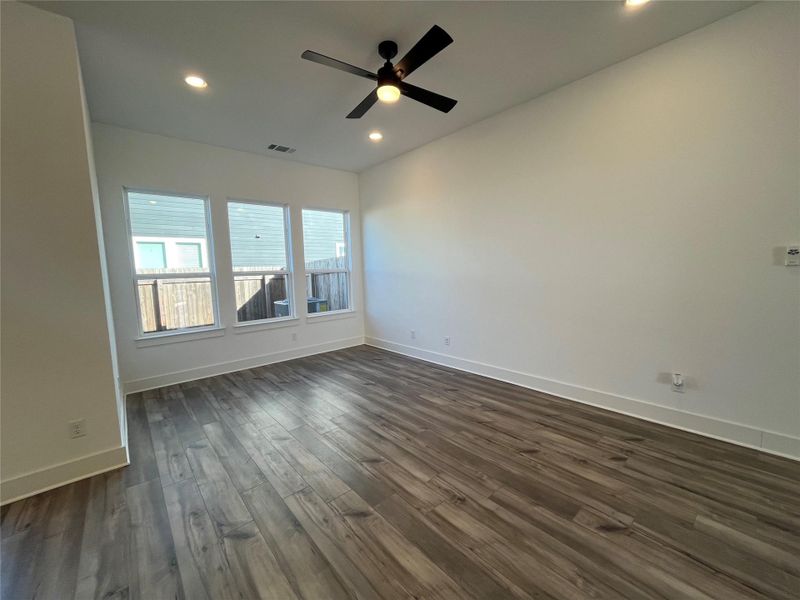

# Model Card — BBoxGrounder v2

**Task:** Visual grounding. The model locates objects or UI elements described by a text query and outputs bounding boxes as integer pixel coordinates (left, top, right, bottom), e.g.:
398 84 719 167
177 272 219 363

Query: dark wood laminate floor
2 346 799 600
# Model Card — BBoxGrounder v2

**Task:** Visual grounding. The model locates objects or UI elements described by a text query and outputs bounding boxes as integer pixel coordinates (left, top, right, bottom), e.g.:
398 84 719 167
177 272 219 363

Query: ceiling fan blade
399 81 457 113
301 50 377 81
394 25 453 79
346 88 379 119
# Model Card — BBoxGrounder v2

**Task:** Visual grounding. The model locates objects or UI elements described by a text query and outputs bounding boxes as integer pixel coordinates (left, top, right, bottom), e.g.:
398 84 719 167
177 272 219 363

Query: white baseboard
1 445 130 505
123 336 366 394
365 337 799 462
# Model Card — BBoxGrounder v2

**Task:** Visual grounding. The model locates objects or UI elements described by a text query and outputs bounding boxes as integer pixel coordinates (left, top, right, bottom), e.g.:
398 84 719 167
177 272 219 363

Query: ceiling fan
301 25 457 119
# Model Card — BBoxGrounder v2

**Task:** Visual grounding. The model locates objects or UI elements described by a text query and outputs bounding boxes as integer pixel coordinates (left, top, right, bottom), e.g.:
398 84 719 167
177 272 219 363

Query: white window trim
302 207 354 315
124 187 221 339
306 308 356 322
135 325 226 347
233 316 299 333
227 198 296 324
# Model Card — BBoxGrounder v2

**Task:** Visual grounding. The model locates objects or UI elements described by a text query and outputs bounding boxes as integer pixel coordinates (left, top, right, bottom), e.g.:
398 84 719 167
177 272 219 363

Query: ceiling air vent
267 144 296 154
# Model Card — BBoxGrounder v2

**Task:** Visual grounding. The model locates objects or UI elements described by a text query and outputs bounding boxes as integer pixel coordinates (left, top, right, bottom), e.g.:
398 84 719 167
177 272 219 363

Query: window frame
174 241 203 269
227 198 296 326
123 187 221 339
135 240 167 269
301 207 354 317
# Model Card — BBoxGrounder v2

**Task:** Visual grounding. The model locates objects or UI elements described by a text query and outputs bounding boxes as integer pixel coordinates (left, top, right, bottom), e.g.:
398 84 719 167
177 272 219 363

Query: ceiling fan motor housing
377 63 400 87
378 40 398 61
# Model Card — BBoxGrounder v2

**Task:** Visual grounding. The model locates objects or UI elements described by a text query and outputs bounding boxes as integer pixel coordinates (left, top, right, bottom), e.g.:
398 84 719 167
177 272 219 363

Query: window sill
135 326 226 347
306 309 356 323
233 317 299 334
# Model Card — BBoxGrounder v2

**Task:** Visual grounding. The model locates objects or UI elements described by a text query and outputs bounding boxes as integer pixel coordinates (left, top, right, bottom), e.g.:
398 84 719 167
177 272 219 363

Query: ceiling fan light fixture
301 24 456 118
377 84 401 103
184 75 208 88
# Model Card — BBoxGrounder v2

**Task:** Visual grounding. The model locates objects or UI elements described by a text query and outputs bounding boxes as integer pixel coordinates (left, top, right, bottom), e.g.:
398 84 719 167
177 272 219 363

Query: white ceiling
34 1 753 172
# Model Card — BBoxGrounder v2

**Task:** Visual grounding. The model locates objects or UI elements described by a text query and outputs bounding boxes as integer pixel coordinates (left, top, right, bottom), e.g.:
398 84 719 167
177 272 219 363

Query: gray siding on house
228 202 287 270
128 192 347 270
302 209 346 266
128 192 207 238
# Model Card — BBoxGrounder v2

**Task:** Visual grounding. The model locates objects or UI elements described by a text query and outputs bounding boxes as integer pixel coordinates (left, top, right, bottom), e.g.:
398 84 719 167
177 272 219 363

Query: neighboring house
128 192 345 272
129 192 211 272
132 235 207 270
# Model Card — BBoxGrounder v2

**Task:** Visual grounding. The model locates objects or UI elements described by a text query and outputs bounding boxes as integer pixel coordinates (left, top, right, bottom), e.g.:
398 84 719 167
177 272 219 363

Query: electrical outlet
410 329 416 340
671 373 685 393
69 419 86 439
444 336 451 346
786 245 800 266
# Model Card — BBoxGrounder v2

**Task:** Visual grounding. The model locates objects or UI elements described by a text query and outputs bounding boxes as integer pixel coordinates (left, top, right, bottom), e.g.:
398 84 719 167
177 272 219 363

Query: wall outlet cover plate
786 245 800 266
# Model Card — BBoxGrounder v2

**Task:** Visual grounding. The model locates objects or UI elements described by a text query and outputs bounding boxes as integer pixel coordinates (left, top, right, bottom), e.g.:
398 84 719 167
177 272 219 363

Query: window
175 242 202 269
302 208 351 313
136 242 166 269
228 201 293 323
125 190 218 335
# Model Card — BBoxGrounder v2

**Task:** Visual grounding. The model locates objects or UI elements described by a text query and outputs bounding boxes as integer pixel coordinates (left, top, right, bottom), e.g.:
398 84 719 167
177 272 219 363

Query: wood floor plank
261 424 350 502
124 393 159 487
270 390 338 433
0 491 56 599
74 470 130 600
249 391 308 431
180 385 220 426
290 425 394 507
148 416 193 486
425 499 584 600
332 416 438 483
163 479 241 600
221 521 299 600
0 495 27 538
202 421 266 492
242 482 352 600
330 490 469 600
694 514 800 576
127 479 182 600
185 439 253 536
283 486 411 600
163 387 207 448
229 422 308 498
28 480 91 600
490 485 734 599
374 493 531 600
1 530 33 599
3 346 798 600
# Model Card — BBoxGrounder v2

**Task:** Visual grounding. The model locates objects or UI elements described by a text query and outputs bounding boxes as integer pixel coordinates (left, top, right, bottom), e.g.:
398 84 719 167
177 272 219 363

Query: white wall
1 2 127 503
92 124 364 391
360 3 800 458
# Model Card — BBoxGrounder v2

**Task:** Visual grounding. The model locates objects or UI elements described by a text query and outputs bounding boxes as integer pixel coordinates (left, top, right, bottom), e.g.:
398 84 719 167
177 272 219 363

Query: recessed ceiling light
368 131 383 142
184 75 208 88
624 0 651 7
148 200 157 205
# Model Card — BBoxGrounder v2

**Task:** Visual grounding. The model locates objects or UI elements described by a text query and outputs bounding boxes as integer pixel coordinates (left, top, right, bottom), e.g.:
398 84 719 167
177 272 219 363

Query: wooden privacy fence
307 272 349 311
137 258 349 331
137 278 214 333
234 275 287 321
306 257 349 312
